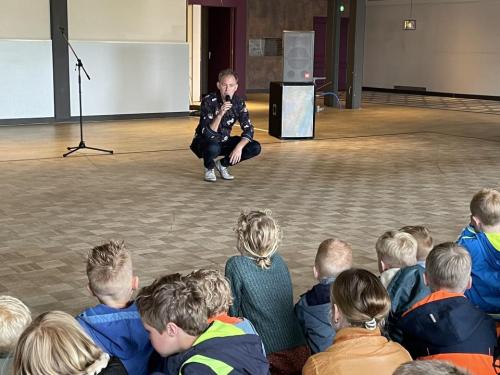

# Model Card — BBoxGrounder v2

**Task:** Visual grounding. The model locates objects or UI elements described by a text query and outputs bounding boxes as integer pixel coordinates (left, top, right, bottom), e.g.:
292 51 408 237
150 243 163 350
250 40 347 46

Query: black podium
268 81 315 139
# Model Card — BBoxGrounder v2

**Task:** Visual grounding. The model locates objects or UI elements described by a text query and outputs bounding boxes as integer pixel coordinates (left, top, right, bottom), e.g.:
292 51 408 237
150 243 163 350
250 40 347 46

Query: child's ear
132 276 139 291
471 215 482 231
166 322 178 337
466 276 472 290
313 266 319 280
332 304 342 329
378 259 386 273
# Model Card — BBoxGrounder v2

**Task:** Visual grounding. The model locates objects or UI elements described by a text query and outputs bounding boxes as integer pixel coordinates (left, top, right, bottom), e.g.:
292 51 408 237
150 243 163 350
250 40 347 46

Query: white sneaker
204 168 216 182
215 160 234 180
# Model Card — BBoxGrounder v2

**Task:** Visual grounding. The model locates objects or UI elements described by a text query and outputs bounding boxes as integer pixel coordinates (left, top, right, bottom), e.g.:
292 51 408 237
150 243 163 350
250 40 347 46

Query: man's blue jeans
199 136 261 169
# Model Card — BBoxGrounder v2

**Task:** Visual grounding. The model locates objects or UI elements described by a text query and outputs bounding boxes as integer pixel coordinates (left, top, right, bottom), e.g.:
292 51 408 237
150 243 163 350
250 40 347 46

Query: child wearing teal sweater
225 210 308 375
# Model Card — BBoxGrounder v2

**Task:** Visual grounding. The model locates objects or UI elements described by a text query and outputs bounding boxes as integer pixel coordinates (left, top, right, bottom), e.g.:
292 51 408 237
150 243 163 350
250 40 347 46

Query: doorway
205 7 233 94
188 0 246 104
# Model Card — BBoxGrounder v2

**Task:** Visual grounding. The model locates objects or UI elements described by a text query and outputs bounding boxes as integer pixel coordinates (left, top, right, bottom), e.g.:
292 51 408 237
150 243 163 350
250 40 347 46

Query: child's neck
99 299 132 309
480 223 500 233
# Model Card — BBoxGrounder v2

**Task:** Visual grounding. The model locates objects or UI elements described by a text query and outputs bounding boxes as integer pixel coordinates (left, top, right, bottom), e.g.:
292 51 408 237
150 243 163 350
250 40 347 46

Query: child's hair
470 188 500 227
0 296 31 354
399 225 433 262
375 230 417 268
314 238 352 279
185 269 232 318
394 360 469 375
136 273 208 336
425 242 471 293
235 209 281 269
331 268 390 329
13 311 109 375
86 240 133 302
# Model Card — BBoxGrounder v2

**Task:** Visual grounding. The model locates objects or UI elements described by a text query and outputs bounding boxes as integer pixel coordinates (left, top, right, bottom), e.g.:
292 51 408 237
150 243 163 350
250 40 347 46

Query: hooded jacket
77 302 153 375
165 320 269 375
302 327 411 375
295 280 335 354
385 265 431 342
458 225 500 314
400 291 497 375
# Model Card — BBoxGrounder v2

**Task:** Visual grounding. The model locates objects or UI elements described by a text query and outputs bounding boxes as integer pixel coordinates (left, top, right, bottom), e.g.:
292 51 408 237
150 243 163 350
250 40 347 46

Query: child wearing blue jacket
77 240 152 375
457 188 500 314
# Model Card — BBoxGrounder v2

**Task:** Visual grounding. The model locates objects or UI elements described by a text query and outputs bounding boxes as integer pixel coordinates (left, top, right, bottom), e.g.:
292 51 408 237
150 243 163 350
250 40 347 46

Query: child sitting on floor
400 242 496 375
76 240 152 375
225 209 308 375
0 296 31 375
186 269 262 340
295 238 352 354
375 230 430 342
400 225 434 268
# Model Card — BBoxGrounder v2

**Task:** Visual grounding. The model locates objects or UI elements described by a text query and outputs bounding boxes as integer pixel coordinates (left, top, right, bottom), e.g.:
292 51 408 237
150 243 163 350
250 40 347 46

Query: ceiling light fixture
403 0 416 30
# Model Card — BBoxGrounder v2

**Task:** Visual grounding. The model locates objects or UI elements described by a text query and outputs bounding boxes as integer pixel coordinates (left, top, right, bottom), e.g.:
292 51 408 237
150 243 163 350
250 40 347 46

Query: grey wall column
50 0 71 121
346 0 366 109
325 0 341 107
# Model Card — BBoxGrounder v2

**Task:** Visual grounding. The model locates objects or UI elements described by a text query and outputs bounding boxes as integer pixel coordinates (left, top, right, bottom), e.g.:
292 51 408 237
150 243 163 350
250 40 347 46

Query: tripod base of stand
63 141 114 157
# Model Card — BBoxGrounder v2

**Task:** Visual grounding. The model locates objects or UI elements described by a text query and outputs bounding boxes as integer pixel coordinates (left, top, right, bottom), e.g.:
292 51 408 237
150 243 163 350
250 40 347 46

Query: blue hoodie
77 302 153 375
457 225 500 314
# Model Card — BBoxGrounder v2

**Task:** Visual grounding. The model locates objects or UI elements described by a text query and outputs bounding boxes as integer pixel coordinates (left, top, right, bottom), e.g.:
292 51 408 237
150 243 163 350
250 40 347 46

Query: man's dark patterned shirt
194 92 254 143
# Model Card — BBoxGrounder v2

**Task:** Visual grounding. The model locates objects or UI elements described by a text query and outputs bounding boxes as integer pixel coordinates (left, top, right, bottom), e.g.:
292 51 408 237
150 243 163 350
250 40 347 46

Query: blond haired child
185 269 262 339
76 240 152 375
225 209 308 374
0 296 31 375
375 230 430 342
400 243 496 375
13 311 127 375
376 230 418 287
458 188 500 314
400 225 434 268
295 238 352 353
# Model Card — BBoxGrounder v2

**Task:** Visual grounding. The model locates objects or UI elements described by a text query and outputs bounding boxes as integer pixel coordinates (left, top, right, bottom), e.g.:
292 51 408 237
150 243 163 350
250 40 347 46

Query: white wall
67 0 189 115
69 42 189 116
0 1 53 119
0 40 54 119
364 0 500 96
0 0 50 39
68 0 186 42
0 0 189 120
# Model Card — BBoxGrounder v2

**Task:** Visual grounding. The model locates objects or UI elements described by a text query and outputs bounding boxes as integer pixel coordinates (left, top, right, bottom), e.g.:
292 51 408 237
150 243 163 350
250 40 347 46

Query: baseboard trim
363 87 500 101
0 111 191 126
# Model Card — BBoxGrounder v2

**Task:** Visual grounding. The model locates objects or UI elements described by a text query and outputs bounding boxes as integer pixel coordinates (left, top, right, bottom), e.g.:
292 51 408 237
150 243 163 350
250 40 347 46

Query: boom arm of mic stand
59 28 91 81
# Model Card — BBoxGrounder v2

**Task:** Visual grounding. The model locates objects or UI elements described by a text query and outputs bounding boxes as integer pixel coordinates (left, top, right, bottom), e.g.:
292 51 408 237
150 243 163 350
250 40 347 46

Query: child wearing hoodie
76 240 152 375
294 238 352 354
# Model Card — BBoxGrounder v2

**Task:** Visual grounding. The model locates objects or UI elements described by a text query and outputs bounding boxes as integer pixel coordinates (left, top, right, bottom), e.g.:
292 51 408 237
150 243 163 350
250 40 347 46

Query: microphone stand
60 28 113 157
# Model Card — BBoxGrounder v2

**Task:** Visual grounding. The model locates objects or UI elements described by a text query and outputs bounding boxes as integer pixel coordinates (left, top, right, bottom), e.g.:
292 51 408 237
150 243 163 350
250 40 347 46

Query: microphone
225 95 231 103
